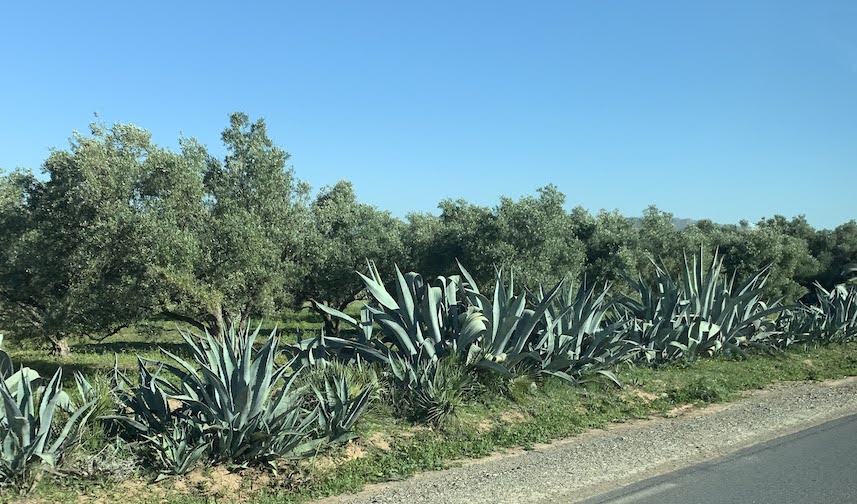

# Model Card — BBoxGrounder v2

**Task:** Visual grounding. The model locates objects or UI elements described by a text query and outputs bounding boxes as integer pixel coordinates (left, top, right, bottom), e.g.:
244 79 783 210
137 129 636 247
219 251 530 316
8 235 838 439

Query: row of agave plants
2 249 856 488
0 327 377 487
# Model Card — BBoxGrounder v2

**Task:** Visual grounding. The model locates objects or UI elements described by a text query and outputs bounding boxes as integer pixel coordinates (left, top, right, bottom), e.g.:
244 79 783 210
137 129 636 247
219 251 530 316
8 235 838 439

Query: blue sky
1 1 855 229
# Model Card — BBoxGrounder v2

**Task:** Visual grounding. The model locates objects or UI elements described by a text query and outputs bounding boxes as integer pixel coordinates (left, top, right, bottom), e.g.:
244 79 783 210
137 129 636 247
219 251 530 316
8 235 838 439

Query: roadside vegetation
0 114 856 502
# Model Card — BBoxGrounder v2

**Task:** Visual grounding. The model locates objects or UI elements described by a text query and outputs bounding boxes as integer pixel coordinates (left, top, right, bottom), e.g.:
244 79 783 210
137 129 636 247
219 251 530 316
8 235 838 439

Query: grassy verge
6 342 857 504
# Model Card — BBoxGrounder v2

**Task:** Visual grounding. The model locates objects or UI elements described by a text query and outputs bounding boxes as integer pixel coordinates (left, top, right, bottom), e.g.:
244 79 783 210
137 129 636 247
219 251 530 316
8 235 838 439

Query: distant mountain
672 218 698 230
626 217 699 230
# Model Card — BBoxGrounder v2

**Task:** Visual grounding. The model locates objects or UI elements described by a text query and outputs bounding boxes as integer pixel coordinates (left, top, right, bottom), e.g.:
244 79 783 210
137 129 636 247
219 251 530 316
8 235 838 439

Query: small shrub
390 356 476 427
667 376 730 404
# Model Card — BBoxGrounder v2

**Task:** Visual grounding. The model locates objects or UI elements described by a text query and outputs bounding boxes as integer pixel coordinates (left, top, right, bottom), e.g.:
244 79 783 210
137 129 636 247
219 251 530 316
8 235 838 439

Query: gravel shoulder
312 377 857 504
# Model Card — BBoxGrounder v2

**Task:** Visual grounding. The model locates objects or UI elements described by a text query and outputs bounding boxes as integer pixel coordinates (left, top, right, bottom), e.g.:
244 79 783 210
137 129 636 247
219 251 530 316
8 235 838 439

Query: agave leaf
422 285 444 345
153 350 201 386
669 341 689 352
0 347 12 382
3 367 40 394
0 382 28 447
311 301 359 329
456 259 480 294
101 415 150 433
473 359 513 379
394 266 417 330
34 369 65 454
542 369 576 383
594 369 622 387
357 271 399 311
493 295 526 354
46 397 96 457
457 310 487 348
372 312 418 356
511 280 564 355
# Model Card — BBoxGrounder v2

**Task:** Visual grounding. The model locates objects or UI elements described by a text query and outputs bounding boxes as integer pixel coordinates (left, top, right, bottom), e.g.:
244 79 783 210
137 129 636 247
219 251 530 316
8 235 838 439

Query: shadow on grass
10 342 196 384
73 341 190 356
10 358 110 385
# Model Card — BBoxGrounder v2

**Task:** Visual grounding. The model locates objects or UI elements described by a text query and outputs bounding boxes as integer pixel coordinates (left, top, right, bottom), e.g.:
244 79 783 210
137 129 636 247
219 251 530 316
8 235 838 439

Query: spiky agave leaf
144 418 208 476
536 280 632 385
310 371 374 444
0 368 96 485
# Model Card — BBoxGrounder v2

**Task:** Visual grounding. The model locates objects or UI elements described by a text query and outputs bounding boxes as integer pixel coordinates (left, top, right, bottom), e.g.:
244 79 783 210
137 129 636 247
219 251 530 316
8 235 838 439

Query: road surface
582 413 857 504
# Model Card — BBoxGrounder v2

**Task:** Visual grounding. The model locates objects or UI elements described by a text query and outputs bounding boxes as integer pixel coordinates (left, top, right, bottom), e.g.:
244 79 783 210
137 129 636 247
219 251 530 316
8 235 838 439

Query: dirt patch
367 433 391 451
183 466 243 497
115 480 151 501
624 388 661 403
344 441 368 461
72 479 158 504
499 410 528 424
817 376 857 387
476 420 495 433
305 441 370 473
665 404 696 417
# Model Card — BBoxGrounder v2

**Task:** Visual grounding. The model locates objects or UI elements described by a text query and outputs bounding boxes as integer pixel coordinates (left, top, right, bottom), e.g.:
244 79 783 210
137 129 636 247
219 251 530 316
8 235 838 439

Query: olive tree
494 185 585 289
0 124 169 355
406 199 501 287
296 180 405 335
0 113 312 354
154 113 311 336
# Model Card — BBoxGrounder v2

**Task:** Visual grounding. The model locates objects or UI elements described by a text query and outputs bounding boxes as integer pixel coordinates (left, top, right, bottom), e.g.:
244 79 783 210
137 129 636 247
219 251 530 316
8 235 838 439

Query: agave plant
622 261 686 325
317 262 567 385
0 367 96 485
318 261 489 362
778 283 857 345
361 263 455 360
460 268 564 378
621 248 783 362
111 356 178 436
307 363 375 443
536 280 632 385
162 324 325 464
144 418 209 476
388 353 475 427
111 324 330 467
816 283 857 341
309 263 485 425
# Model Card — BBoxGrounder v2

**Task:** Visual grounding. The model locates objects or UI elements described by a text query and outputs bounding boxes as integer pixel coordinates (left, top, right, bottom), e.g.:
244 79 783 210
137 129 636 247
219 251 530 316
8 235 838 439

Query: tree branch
0 287 44 328
160 310 208 334
87 323 130 343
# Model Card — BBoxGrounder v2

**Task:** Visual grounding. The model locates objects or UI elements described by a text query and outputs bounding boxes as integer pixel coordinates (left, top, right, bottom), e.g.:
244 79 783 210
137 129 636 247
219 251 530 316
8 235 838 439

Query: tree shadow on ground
10 358 109 386
73 341 190 356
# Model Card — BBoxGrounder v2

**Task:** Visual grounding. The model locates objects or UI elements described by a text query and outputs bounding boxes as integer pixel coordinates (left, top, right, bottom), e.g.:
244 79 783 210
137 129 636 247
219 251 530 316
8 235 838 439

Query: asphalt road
582 414 857 504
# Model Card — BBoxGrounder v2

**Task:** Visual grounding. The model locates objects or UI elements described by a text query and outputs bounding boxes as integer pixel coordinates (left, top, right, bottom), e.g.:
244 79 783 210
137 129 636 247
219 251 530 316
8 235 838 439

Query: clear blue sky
1 1 855 229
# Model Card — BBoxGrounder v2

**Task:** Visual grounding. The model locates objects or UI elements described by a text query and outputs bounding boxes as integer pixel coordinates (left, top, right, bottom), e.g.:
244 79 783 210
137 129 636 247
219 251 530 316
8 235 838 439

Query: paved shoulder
313 378 857 504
